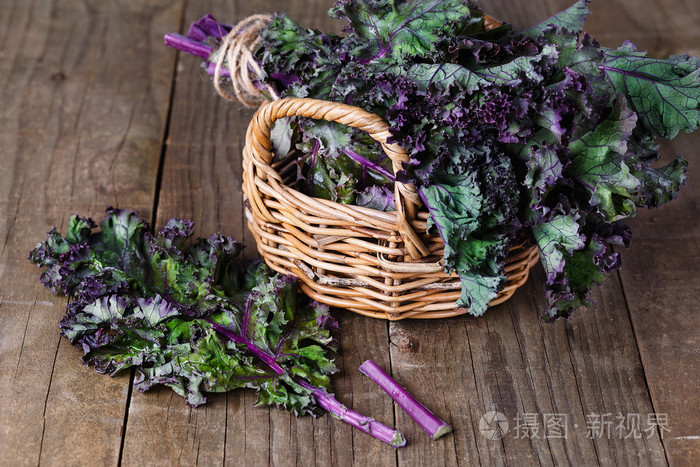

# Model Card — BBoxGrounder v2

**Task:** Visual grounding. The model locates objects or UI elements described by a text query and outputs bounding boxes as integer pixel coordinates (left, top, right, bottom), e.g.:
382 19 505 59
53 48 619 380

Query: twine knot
213 14 279 107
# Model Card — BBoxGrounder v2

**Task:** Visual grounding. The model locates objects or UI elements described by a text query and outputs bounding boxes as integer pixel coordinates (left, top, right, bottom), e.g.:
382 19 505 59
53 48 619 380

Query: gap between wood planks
116 1 188 465
150 0 190 230
613 269 671 466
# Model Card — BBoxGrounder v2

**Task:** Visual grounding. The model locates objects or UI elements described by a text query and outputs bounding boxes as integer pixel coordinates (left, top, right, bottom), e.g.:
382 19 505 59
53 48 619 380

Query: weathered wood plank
2 0 694 465
121 1 396 465
0 0 182 464
586 0 700 56
617 133 700 466
389 267 665 465
484 0 700 56
575 1 700 464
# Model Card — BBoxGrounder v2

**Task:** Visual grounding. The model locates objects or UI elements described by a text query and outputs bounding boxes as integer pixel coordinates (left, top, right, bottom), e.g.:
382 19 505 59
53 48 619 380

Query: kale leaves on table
29 208 406 445
165 0 699 319
28 208 339 410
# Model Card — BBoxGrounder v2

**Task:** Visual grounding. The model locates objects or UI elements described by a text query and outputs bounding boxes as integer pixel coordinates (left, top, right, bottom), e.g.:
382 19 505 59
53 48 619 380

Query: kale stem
359 360 452 440
164 33 213 59
206 62 231 77
206 318 285 376
343 148 396 181
208 318 405 447
194 14 233 39
295 379 406 448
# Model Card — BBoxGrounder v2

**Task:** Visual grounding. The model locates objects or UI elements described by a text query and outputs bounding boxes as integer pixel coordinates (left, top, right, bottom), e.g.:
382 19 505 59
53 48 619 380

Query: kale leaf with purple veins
330 0 479 62
355 185 396 211
600 43 700 140
566 97 640 221
29 208 338 412
520 0 591 38
419 150 520 315
632 155 688 208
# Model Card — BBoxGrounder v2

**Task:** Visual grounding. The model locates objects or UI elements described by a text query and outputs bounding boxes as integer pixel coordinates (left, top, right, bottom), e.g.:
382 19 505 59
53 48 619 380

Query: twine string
213 14 279 107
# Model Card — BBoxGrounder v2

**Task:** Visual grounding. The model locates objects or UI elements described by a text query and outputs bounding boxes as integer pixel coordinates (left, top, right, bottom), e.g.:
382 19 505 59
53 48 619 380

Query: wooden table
1 0 698 465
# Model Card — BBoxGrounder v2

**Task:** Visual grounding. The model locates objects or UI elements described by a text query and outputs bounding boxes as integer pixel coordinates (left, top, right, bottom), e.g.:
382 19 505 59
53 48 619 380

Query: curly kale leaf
256 14 346 99
601 43 700 140
29 209 338 411
419 150 520 315
566 97 640 221
520 0 590 38
532 213 630 319
632 154 688 208
330 0 480 61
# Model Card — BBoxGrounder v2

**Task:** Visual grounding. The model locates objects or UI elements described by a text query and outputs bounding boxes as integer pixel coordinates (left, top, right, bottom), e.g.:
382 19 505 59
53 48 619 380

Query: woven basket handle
248 97 431 260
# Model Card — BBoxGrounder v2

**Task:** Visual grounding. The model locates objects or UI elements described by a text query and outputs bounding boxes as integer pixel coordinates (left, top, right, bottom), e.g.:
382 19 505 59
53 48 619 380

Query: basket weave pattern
242 98 539 320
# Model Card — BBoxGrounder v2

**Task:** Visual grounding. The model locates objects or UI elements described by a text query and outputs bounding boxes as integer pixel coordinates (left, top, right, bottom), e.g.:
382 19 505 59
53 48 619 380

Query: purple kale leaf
355 185 396 211
419 152 520 315
566 96 640 221
330 0 479 62
30 209 407 447
29 209 336 413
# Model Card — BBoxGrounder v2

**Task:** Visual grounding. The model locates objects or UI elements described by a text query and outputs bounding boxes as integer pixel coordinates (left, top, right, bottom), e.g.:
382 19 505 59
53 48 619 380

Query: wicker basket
241 98 539 320
234 13 538 320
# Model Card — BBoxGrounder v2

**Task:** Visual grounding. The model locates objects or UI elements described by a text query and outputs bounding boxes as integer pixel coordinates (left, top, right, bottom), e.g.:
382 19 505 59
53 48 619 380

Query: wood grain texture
389 267 666 466
616 133 700 466
0 0 698 465
0 0 182 465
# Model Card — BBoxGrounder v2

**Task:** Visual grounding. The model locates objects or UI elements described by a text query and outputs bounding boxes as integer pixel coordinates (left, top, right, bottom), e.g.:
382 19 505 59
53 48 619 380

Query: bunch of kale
166 0 699 319
30 209 409 445
29 208 339 410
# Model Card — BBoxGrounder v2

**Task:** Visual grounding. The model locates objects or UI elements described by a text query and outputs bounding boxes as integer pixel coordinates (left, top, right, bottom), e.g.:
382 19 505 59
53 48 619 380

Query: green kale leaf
30 208 338 411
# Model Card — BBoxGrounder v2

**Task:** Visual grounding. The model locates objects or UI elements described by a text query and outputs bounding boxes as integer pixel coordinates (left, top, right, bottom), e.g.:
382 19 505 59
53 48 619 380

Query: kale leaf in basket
164 0 698 319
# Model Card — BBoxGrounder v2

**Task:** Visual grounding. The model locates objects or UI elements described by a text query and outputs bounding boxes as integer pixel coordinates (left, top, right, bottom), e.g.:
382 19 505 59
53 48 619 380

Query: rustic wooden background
1 0 698 465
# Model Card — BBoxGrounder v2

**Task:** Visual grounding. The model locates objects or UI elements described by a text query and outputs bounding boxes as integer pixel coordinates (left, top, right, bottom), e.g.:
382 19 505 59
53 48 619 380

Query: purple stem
205 318 285 376
359 360 453 440
164 33 213 59
199 297 404 447
186 23 209 42
269 72 300 87
276 352 301 358
343 148 395 181
195 14 233 40
359 46 390 64
296 379 406 448
206 61 231 77
206 318 405 447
